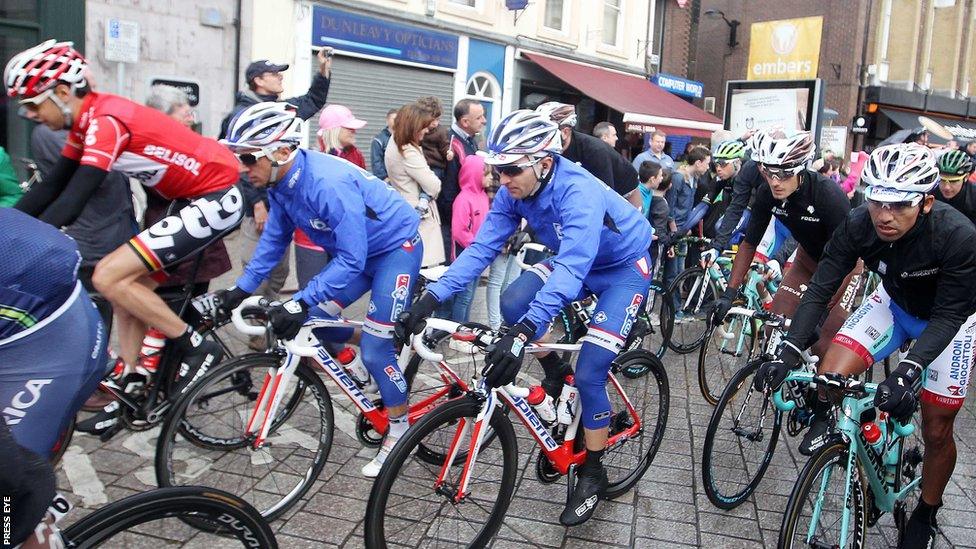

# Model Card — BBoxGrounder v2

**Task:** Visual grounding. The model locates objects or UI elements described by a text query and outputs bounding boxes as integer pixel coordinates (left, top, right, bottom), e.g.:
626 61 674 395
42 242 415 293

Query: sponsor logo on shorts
384 365 408 393
947 385 964 397
368 301 377 315
390 274 411 322
2 379 53 425
950 338 973 389
865 326 881 341
591 410 612 423
594 312 607 324
929 369 939 382
621 294 644 338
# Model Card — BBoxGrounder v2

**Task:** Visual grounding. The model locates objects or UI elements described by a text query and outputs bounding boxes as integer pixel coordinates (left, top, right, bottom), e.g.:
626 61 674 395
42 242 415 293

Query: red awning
522 51 722 138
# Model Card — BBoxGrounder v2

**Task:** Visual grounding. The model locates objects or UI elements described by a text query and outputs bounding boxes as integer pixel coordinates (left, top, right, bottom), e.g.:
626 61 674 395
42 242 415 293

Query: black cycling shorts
128 185 243 273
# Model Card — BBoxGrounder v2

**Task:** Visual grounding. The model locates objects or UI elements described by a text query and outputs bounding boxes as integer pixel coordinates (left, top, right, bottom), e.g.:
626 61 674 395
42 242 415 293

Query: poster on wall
724 79 824 144
819 126 848 159
747 16 823 81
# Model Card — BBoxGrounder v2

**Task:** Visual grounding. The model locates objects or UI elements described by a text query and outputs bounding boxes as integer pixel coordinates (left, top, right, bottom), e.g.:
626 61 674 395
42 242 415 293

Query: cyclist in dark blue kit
397 109 654 526
0 208 106 458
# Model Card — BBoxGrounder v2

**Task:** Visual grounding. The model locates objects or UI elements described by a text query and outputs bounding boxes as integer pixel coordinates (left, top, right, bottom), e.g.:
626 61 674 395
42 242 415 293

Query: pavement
54 231 976 547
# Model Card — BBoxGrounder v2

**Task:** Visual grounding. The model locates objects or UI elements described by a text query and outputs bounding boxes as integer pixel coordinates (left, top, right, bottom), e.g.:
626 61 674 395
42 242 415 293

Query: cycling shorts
834 283 976 410
0 282 106 457
128 185 244 275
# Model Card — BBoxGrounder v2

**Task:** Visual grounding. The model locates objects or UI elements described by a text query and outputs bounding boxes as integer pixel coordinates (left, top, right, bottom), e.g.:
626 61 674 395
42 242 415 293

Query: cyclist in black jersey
934 149 976 225
710 128 854 356
757 144 976 549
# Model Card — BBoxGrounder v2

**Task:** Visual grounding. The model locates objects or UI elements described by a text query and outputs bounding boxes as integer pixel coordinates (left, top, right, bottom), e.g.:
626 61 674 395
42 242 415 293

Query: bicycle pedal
99 421 125 442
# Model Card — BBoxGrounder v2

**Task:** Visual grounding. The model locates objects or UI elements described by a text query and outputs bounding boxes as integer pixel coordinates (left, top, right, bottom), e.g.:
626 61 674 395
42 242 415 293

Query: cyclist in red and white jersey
4 40 243 394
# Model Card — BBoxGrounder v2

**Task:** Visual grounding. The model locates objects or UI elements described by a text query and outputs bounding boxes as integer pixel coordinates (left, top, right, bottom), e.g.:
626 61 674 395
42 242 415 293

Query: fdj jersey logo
384 365 408 393
389 274 411 322
620 294 644 338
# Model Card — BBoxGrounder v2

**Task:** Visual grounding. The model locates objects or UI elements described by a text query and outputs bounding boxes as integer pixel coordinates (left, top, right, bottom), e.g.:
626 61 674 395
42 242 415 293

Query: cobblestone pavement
55 237 976 547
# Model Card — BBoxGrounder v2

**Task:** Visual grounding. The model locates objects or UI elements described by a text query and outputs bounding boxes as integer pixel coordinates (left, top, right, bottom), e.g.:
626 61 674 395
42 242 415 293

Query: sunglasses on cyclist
758 163 800 180
715 159 734 168
493 158 540 177
235 150 270 166
940 174 966 185
866 195 924 211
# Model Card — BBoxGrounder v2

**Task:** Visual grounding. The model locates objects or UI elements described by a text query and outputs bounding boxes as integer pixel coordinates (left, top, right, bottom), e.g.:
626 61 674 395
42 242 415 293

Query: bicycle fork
244 352 301 449
436 388 497 503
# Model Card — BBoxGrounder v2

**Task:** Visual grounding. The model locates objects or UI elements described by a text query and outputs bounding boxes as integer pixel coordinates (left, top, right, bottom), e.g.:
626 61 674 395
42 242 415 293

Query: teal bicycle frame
774 371 920 547
710 261 780 358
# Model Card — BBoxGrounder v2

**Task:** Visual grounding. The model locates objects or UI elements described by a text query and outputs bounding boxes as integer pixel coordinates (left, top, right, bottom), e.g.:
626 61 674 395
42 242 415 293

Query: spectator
632 130 675 172
449 155 490 327
593 121 618 148
946 139 960 151
638 161 674 270
536 102 640 200
386 103 445 267
439 99 485 259
965 140 976 161
145 84 196 128
370 108 397 179
417 96 453 179
665 146 711 316
0 146 22 207
220 50 333 308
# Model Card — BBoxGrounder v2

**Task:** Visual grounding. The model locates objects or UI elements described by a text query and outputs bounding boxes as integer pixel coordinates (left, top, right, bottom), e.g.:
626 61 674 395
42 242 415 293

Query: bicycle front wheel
779 441 867 549
59 486 277 548
365 394 519 549
668 267 719 354
697 311 758 405
155 354 333 521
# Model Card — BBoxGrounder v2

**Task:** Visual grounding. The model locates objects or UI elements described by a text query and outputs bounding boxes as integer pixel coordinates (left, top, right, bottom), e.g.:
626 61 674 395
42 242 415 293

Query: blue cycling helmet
485 109 562 166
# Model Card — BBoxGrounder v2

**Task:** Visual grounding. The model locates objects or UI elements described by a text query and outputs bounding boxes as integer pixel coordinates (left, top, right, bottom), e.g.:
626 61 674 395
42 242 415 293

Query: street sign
851 115 869 134
104 18 140 63
150 77 200 107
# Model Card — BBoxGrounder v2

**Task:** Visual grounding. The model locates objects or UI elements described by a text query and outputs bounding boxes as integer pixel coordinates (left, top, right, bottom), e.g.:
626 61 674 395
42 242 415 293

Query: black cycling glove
268 299 310 340
483 321 536 388
754 341 804 392
394 291 440 344
875 360 924 422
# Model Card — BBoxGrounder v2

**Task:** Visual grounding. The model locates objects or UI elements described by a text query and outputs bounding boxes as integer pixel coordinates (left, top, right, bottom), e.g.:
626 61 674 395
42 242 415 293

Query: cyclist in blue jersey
0 208 106 458
397 110 654 526
211 102 422 478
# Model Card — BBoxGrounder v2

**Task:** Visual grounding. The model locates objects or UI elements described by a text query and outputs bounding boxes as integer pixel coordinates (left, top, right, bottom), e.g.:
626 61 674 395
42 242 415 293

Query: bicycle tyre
668 267 720 354
779 441 867 549
364 394 518 549
59 486 277 548
155 355 333 521
700 360 781 509
697 313 758 405
603 350 669 498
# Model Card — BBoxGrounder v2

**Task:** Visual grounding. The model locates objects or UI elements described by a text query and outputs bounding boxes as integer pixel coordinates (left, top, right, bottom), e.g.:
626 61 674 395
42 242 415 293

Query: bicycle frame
231 297 469 449
414 318 642 504
774 371 919 546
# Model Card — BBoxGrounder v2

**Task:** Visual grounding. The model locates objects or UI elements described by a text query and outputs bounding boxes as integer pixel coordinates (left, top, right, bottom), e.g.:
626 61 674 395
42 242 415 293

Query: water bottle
861 421 886 455
556 376 580 426
526 385 557 424
337 347 378 394
138 327 167 374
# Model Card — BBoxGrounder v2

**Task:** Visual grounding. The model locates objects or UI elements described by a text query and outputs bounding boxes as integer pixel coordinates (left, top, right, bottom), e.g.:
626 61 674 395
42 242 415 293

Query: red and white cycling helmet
4 39 88 102
748 127 815 173
861 143 939 202
535 101 578 128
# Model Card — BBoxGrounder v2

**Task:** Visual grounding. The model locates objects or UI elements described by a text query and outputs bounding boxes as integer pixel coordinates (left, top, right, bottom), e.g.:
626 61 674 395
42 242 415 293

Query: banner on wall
747 16 823 81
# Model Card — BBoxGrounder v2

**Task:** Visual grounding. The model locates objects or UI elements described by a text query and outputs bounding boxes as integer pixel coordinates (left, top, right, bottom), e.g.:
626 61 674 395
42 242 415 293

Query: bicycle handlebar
231 296 320 357
514 242 554 270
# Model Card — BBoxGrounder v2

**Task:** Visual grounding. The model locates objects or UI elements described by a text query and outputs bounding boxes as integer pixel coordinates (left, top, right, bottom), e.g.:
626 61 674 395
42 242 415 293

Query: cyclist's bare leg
583 427 608 452
114 289 149 368
919 402 958 506
93 246 190 343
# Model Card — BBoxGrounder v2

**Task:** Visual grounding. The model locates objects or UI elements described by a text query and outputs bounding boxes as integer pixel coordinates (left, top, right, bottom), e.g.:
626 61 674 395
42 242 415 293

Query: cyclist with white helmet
4 40 241 397
397 109 653 526
755 144 976 548
213 102 422 477
711 128 853 356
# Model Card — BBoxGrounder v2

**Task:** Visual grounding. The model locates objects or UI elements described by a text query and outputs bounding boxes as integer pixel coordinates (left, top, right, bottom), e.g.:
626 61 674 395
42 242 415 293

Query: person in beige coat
385 103 446 267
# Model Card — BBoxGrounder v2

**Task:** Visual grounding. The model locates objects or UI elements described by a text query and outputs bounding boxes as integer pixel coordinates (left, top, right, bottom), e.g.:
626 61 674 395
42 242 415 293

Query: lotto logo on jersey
389 274 411 322
140 187 244 250
384 365 408 393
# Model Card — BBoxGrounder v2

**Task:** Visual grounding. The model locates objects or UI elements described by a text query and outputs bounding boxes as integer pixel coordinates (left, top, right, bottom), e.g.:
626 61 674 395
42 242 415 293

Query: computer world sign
747 16 823 81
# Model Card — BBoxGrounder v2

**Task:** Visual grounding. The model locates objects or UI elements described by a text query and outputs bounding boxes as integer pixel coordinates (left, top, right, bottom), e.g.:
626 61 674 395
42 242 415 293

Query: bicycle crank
535 451 560 483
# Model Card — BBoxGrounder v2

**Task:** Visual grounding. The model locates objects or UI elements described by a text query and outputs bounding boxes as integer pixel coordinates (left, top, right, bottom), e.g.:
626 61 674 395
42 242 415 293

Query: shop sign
312 6 458 69
747 16 823 81
851 115 869 134
652 73 704 99
625 122 656 134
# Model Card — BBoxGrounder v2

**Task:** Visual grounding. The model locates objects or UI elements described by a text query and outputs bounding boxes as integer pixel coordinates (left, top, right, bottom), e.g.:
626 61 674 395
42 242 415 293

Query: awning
522 51 722 138
880 108 976 143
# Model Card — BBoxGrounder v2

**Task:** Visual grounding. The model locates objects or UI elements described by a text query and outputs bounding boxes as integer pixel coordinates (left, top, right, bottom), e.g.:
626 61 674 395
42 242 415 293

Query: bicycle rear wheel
59 486 277 548
697 311 758 405
701 360 781 509
779 441 867 549
668 267 719 354
364 395 518 549
155 355 333 521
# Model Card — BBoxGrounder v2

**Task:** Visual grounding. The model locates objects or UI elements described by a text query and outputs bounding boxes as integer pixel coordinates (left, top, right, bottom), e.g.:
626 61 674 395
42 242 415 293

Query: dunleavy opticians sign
312 6 458 70
747 16 823 81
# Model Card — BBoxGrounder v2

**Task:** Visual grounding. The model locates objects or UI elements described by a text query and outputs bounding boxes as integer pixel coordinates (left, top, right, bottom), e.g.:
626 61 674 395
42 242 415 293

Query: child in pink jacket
449 155 490 323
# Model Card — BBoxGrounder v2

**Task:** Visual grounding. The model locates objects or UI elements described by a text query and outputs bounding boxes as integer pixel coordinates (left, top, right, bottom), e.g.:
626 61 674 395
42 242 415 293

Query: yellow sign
748 16 823 80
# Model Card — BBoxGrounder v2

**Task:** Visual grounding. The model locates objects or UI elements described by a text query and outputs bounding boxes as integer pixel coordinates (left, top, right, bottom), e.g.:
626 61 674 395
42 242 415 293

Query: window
465 72 501 134
449 0 477 5
544 0 565 31
602 0 621 45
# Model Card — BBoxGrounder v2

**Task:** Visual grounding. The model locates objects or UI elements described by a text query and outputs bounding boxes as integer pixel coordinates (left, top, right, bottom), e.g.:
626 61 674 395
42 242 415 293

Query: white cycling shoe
362 434 402 478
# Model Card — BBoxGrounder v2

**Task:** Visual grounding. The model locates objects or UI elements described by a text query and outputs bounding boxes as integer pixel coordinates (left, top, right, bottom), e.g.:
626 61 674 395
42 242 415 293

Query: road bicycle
51 486 277 547
667 235 730 354
363 317 669 548
154 295 477 521
778 372 924 548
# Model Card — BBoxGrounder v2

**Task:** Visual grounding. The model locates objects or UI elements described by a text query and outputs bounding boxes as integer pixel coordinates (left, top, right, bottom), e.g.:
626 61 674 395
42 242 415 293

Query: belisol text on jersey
142 145 203 175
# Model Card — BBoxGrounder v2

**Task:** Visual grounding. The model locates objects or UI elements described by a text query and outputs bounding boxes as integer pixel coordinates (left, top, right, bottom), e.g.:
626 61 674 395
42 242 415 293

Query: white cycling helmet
535 101 578 128
485 109 562 166
748 127 816 172
861 143 939 202
4 39 88 100
222 101 305 151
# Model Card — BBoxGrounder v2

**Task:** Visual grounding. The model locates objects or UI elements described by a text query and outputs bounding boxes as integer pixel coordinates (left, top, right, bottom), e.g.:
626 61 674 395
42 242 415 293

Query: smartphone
322 47 334 59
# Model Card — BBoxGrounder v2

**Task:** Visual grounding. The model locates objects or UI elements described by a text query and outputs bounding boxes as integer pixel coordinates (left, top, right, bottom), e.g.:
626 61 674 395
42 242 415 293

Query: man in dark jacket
439 99 485 259
220 50 333 311
370 108 397 180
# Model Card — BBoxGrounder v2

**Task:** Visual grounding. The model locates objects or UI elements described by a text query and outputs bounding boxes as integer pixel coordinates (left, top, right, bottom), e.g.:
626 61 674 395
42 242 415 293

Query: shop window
465 71 501 131
602 0 621 46
544 0 565 31
448 0 477 6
